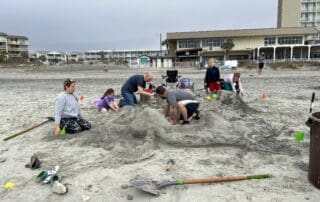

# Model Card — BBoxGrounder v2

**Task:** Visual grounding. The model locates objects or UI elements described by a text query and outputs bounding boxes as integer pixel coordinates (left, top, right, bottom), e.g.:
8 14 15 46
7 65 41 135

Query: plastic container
307 112 320 189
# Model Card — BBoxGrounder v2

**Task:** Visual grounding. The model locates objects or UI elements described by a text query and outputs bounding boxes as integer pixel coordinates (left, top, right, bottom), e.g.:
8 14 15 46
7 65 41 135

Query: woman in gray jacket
54 79 91 136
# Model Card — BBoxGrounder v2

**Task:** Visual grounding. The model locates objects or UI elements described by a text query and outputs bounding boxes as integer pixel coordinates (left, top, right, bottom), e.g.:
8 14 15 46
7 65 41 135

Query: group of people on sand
54 57 244 136
204 58 244 96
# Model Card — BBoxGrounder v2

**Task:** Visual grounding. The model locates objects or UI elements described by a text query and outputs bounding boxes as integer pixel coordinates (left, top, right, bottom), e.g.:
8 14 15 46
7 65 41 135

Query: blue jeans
119 92 137 107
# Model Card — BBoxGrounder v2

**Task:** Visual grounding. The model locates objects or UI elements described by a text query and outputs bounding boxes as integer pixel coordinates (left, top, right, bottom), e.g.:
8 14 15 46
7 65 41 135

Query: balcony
8 47 28 51
7 41 28 45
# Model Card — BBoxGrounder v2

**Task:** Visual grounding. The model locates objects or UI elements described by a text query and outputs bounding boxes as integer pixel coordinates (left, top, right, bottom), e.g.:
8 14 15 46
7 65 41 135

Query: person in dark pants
155 86 200 125
119 72 154 107
54 79 91 136
258 52 265 75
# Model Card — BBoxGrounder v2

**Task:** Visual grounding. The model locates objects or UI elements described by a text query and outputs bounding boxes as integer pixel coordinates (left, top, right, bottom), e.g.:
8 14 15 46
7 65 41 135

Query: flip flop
51 175 68 195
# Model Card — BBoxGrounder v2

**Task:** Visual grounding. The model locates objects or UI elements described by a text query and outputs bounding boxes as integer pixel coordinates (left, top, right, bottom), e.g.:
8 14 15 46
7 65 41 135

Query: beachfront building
67 52 85 62
0 33 8 58
0 32 29 60
278 0 320 28
34 51 67 64
84 49 171 68
7 35 29 59
166 27 320 65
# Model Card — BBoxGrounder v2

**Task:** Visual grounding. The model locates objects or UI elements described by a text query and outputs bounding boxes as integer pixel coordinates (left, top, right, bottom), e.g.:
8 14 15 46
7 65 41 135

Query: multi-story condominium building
167 27 320 63
35 51 67 64
0 33 8 56
7 35 29 58
67 52 85 62
0 32 28 59
278 0 320 28
84 49 169 67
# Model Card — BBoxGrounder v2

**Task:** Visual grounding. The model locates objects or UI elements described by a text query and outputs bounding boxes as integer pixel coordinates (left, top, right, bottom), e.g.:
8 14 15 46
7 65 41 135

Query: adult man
155 86 200 125
119 72 154 107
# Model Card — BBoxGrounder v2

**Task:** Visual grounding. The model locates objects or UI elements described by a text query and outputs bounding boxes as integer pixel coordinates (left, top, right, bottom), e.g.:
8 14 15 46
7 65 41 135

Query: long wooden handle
3 119 52 141
180 174 271 185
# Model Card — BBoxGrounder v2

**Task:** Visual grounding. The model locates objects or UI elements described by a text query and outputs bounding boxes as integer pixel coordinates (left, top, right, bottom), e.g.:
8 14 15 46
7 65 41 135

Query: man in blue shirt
119 72 154 107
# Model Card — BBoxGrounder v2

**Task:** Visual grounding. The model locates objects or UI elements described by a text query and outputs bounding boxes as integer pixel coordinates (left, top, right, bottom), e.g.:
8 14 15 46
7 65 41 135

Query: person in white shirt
223 72 244 96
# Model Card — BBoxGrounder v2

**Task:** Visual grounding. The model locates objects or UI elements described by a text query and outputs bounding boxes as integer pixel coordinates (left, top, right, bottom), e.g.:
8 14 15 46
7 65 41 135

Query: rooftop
167 27 319 40
7 35 28 40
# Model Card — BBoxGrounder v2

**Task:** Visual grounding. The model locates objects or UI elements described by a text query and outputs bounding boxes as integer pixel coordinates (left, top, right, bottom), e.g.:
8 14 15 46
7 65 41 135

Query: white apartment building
84 49 169 67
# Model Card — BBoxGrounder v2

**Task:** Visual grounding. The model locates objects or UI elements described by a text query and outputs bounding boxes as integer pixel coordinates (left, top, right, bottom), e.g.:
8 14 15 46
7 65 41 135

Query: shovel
129 174 272 196
3 117 54 141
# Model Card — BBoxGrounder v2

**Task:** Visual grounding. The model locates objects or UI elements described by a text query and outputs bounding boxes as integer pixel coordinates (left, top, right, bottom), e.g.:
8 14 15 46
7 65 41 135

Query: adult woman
54 79 91 136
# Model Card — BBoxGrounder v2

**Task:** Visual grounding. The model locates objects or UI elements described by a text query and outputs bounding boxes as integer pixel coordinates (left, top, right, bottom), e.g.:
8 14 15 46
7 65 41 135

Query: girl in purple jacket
96 88 119 112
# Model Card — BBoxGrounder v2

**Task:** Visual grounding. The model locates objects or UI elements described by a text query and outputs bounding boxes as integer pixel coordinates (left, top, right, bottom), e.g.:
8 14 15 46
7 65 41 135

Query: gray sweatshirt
54 92 82 124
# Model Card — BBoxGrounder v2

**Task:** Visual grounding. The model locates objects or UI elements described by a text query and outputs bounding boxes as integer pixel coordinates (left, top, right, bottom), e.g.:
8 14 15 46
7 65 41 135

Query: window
264 37 276 46
278 36 303 45
202 39 224 48
178 40 200 49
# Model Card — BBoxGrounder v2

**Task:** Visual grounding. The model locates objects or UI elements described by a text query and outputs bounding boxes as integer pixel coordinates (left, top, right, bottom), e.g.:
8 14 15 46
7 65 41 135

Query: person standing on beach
119 72 154 107
257 52 265 75
204 58 221 94
155 86 200 125
54 79 91 136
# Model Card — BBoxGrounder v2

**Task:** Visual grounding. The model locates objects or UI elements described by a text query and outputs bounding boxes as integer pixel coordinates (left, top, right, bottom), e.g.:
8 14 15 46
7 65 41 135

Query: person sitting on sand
96 88 119 112
204 58 221 94
155 86 200 125
119 72 154 107
177 77 195 93
54 79 91 136
223 72 244 96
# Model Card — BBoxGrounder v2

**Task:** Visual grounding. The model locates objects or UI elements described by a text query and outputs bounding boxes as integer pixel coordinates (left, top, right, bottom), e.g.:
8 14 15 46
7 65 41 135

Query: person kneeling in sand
223 72 244 96
119 72 154 107
96 88 119 112
155 86 200 125
54 79 91 136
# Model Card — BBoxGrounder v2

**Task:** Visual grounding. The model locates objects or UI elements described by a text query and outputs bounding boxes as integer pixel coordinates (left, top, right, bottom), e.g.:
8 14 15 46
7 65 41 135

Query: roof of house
7 35 28 40
0 32 7 36
167 27 319 40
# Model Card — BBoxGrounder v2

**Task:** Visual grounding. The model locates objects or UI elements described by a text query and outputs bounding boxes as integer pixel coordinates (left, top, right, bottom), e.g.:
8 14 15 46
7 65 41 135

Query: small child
96 88 119 112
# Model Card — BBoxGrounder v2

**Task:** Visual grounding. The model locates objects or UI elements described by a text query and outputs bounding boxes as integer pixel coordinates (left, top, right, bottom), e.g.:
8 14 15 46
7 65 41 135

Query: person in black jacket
204 58 221 94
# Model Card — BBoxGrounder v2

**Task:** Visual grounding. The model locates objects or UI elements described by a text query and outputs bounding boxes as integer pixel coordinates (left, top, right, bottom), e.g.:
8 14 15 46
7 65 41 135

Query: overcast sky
1 0 277 52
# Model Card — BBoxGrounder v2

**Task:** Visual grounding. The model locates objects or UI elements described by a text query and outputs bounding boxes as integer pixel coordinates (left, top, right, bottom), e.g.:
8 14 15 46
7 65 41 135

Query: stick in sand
3 117 54 141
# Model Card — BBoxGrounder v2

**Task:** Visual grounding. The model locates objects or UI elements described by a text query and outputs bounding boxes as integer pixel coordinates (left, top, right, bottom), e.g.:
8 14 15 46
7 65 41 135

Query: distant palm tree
98 51 105 61
39 55 46 62
221 39 235 61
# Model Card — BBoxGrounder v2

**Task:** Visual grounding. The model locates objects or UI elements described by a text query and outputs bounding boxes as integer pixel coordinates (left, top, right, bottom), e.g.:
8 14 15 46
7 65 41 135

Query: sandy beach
0 64 320 201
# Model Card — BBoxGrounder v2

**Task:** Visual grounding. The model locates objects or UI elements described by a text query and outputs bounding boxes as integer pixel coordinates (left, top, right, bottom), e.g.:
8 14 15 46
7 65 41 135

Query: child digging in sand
96 88 119 112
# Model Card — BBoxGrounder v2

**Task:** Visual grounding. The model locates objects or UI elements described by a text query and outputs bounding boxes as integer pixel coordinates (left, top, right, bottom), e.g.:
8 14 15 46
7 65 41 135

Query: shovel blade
129 177 161 196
